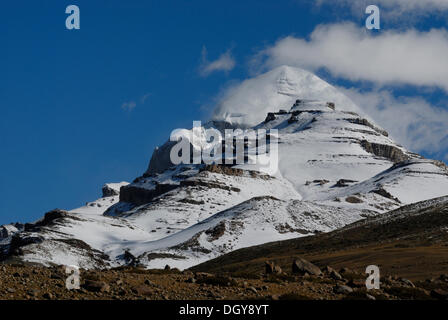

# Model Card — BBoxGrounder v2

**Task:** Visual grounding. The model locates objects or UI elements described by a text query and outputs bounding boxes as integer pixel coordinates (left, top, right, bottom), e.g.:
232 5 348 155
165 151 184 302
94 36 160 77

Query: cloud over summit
254 23 448 92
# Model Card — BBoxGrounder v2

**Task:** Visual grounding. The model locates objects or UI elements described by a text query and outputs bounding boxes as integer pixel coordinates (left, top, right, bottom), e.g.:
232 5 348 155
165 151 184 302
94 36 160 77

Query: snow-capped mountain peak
1 67 448 270
212 65 362 127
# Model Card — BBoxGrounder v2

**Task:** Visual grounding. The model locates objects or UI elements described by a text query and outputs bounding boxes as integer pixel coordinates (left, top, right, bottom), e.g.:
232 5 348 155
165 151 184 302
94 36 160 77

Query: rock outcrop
360 140 409 163
292 258 322 276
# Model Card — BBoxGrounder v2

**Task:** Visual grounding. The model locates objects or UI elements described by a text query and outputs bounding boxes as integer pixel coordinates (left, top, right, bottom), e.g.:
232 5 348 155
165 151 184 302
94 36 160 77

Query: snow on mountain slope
107 166 301 241
320 159 448 206
0 190 153 269
240 100 410 196
343 195 448 230
212 65 362 127
127 196 376 269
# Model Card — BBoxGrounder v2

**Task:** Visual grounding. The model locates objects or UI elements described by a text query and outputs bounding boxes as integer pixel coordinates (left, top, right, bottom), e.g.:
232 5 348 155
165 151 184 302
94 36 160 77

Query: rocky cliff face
360 140 410 163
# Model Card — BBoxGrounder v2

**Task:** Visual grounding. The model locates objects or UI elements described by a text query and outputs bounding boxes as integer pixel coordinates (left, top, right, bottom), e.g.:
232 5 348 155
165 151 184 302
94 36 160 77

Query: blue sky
1 0 448 224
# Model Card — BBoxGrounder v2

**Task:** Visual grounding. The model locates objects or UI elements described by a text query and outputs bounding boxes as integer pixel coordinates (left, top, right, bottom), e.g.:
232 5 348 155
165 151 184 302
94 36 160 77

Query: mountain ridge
1 66 447 270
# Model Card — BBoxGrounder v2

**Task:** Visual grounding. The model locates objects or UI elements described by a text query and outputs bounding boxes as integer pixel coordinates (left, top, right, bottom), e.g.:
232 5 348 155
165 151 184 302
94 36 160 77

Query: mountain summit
1 67 448 269
212 65 362 126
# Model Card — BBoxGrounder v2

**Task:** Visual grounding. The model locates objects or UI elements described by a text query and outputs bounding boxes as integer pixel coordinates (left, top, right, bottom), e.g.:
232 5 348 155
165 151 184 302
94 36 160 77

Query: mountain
211 65 362 127
1 66 447 270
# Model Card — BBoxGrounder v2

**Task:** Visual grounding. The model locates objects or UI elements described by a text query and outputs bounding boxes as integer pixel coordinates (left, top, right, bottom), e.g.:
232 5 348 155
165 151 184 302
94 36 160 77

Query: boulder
330 270 343 281
326 102 335 110
334 285 353 294
83 280 110 293
292 258 321 276
265 261 282 274
347 279 365 288
132 285 152 296
399 278 415 288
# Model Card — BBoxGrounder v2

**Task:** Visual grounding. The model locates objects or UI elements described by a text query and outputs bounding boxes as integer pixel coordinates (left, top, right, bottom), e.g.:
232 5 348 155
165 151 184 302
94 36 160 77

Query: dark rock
265 261 282 274
8 235 44 256
27 289 39 297
360 140 408 163
326 102 335 110
346 118 388 136
205 222 226 241
292 258 321 276
180 179 240 192
323 266 335 273
50 273 63 280
431 289 448 300
334 179 358 187
145 140 178 175
313 179 330 185
144 279 153 286
345 196 363 203
185 277 196 283
334 285 353 294
366 294 376 300
439 274 448 281
339 267 353 274
200 165 244 176
83 280 110 293
0 225 18 239
399 278 415 287
102 185 120 197
38 209 68 227
265 112 276 123
43 292 53 299
347 279 365 288
288 115 299 123
330 270 343 281
122 250 139 266
132 285 152 296
247 287 258 294
371 188 401 203
120 183 178 206
323 266 343 280
293 99 302 107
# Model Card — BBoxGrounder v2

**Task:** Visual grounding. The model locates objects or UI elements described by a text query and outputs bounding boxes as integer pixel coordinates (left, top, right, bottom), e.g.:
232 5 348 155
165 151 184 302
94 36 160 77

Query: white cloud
199 46 236 77
339 87 448 158
121 101 136 111
254 23 448 92
316 0 448 20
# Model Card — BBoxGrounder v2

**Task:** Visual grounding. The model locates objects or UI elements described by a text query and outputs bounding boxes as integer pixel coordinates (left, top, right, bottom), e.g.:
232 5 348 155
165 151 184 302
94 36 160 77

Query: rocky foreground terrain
0 260 448 300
